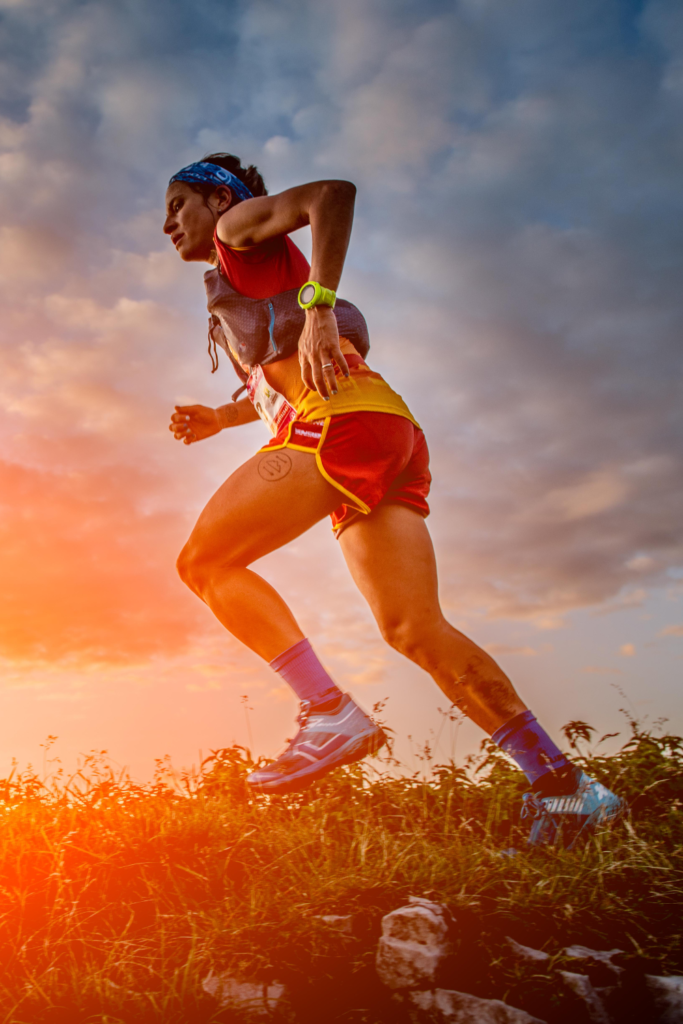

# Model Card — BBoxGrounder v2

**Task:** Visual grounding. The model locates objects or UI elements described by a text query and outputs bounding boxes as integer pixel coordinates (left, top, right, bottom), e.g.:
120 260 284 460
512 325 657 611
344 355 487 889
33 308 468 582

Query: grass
0 712 682 1023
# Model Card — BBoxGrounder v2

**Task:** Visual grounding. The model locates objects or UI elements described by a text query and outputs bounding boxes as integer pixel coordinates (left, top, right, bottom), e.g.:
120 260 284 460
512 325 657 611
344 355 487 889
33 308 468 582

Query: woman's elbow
323 179 356 203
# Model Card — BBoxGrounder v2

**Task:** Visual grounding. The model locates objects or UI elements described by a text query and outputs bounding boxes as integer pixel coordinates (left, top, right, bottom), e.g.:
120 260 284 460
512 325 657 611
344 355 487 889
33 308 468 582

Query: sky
0 0 681 781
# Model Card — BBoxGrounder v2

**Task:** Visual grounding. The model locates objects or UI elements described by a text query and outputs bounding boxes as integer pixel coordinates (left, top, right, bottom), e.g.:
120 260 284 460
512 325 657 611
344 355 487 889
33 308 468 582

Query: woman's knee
176 542 197 591
380 614 471 669
176 539 216 594
177 529 247 594
379 616 429 661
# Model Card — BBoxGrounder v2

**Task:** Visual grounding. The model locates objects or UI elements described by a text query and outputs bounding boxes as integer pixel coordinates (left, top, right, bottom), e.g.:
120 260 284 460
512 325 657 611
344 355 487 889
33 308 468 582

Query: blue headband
168 162 254 203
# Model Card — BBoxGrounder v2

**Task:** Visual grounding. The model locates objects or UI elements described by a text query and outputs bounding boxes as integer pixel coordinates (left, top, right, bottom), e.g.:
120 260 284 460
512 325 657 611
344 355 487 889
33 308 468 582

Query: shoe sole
247 726 386 795
567 798 627 847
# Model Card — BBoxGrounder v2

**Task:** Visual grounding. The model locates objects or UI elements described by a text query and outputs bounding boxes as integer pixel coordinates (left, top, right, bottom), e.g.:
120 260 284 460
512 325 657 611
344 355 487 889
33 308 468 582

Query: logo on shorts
291 420 324 449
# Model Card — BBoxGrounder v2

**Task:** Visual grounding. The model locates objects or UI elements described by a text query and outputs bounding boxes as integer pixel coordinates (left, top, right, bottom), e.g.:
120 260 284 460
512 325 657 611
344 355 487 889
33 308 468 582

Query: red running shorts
260 411 431 535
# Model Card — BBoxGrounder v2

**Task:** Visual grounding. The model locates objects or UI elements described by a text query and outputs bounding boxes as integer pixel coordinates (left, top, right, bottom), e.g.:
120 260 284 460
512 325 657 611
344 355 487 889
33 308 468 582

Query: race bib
246 364 297 436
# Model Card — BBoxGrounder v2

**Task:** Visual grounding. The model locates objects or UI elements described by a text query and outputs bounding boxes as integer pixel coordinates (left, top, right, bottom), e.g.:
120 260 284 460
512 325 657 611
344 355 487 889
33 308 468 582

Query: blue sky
0 0 681 777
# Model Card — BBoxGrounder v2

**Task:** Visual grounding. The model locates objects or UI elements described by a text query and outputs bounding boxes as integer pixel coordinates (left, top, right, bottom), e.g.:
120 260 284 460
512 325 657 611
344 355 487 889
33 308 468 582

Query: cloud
626 555 655 572
0 457 205 663
593 589 648 616
659 625 683 638
581 666 623 675
0 0 681 679
536 470 630 523
619 644 636 658
485 644 538 657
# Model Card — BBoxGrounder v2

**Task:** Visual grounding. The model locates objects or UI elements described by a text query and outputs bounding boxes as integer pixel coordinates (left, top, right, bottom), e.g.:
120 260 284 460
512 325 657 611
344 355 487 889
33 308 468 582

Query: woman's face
163 182 220 262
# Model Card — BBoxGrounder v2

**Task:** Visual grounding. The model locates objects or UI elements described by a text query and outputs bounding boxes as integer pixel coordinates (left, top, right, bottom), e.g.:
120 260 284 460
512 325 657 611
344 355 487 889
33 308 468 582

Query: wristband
298 280 337 310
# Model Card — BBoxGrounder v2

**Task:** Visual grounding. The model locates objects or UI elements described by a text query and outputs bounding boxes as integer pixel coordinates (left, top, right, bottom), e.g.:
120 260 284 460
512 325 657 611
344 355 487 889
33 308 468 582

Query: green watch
298 280 337 310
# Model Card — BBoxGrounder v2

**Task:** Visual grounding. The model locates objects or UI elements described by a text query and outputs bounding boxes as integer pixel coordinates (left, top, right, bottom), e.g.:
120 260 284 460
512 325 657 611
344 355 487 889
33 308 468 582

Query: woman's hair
187 153 268 203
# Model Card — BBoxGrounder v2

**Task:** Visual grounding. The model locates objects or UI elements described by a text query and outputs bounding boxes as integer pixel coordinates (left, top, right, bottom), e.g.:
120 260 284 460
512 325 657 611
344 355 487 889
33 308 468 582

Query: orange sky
1 0 682 780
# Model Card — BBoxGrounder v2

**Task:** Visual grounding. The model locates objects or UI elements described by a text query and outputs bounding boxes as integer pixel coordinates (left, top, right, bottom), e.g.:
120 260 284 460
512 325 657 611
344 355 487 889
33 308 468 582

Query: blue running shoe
522 773 626 848
246 693 386 795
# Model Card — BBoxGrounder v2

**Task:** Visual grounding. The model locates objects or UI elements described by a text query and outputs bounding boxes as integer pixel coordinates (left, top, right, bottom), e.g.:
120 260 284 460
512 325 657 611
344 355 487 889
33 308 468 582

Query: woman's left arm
169 398 258 444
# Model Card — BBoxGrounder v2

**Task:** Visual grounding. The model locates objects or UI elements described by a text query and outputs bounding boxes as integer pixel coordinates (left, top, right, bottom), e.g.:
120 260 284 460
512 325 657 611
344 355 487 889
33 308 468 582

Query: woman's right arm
169 398 259 445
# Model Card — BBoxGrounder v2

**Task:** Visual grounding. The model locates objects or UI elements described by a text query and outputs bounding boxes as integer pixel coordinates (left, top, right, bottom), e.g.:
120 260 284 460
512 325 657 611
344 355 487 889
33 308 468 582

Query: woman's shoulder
216 234 285 265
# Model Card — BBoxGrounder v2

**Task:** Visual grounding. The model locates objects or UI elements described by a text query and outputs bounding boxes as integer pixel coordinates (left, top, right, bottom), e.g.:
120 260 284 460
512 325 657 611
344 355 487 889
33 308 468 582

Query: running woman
164 153 623 845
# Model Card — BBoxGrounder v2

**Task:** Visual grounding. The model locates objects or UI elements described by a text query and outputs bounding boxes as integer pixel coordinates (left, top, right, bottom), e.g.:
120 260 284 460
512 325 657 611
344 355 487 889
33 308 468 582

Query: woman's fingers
310 353 332 400
327 338 350 379
171 410 192 426
322 362 338 395
313 310 349 379
299 351 316 393
169 404 223 444
170 408 196 442
172 426 193 442
302 350 352 399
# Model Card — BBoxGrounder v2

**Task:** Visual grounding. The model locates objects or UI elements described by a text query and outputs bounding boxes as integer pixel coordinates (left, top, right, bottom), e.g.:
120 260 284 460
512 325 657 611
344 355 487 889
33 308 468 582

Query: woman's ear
211 185 233 216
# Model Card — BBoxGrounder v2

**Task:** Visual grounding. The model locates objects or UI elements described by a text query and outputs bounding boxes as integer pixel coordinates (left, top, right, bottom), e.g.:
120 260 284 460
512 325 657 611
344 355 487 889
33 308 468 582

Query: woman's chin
178 244 210 263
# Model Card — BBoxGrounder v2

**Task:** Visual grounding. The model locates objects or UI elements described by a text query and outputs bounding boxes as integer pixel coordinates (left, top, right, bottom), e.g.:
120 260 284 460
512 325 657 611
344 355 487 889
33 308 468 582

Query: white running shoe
246 693 385 796
522 772 626 847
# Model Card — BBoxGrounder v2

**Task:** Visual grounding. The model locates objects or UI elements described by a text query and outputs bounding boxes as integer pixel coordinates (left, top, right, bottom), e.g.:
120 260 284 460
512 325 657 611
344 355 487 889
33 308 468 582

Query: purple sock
270 638 343 708
491 710 572 787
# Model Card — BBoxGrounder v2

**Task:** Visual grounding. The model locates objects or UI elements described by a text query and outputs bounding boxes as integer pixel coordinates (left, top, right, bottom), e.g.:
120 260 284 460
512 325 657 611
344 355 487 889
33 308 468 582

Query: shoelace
520 792 546 821
295 700 313 728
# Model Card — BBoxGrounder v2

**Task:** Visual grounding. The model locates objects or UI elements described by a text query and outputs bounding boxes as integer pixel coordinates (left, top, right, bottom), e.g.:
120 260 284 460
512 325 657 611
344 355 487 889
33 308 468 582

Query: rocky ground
204 897 683 1023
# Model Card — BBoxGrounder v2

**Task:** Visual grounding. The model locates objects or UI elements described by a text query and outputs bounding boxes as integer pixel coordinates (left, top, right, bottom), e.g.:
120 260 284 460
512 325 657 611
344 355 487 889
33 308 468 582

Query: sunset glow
0 0 681 781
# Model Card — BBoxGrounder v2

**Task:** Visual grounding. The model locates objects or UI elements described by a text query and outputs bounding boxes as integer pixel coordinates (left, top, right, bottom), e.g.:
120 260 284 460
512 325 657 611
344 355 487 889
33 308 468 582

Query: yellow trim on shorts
258 417 370 515
314 418 371 514
257 419 296 452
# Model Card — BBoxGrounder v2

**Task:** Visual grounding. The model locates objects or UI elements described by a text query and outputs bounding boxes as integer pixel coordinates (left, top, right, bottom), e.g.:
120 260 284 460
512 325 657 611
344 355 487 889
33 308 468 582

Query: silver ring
322 362 334 369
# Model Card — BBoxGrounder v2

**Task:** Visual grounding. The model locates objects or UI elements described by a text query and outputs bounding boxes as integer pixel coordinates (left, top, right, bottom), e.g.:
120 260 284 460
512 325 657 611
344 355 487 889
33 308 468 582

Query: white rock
646 976 683 1023
202 972 286 1018
376 901 453 990
565 945 623 961
318 914 354 936
409 988 547 1023
505 937 550 962
559 971 611 1024
565 945 624 975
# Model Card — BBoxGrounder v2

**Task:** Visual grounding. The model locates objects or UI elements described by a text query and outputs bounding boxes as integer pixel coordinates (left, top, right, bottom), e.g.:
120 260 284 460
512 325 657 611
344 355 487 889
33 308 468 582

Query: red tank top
214 234 310 299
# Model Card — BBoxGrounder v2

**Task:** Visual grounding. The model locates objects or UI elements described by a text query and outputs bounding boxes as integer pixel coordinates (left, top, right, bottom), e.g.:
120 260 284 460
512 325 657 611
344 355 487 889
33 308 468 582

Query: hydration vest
203 265 371 391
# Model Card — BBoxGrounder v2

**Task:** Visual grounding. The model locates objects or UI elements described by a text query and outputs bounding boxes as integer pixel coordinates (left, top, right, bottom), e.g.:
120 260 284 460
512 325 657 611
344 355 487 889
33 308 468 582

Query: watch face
300 284 316 305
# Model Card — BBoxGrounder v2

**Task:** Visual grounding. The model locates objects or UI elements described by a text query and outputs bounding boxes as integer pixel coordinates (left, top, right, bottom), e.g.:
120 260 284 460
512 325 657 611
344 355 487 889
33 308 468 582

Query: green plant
0 717 681 1023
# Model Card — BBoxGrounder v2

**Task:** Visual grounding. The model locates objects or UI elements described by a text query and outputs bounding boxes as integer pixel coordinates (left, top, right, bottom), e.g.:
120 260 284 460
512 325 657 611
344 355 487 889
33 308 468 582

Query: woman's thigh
338 504 443 635
186 447 343 568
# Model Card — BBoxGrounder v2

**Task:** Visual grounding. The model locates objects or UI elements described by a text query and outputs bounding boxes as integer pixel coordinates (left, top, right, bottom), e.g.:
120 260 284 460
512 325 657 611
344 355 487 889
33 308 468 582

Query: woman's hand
169 404 223 445
298 306 350 399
